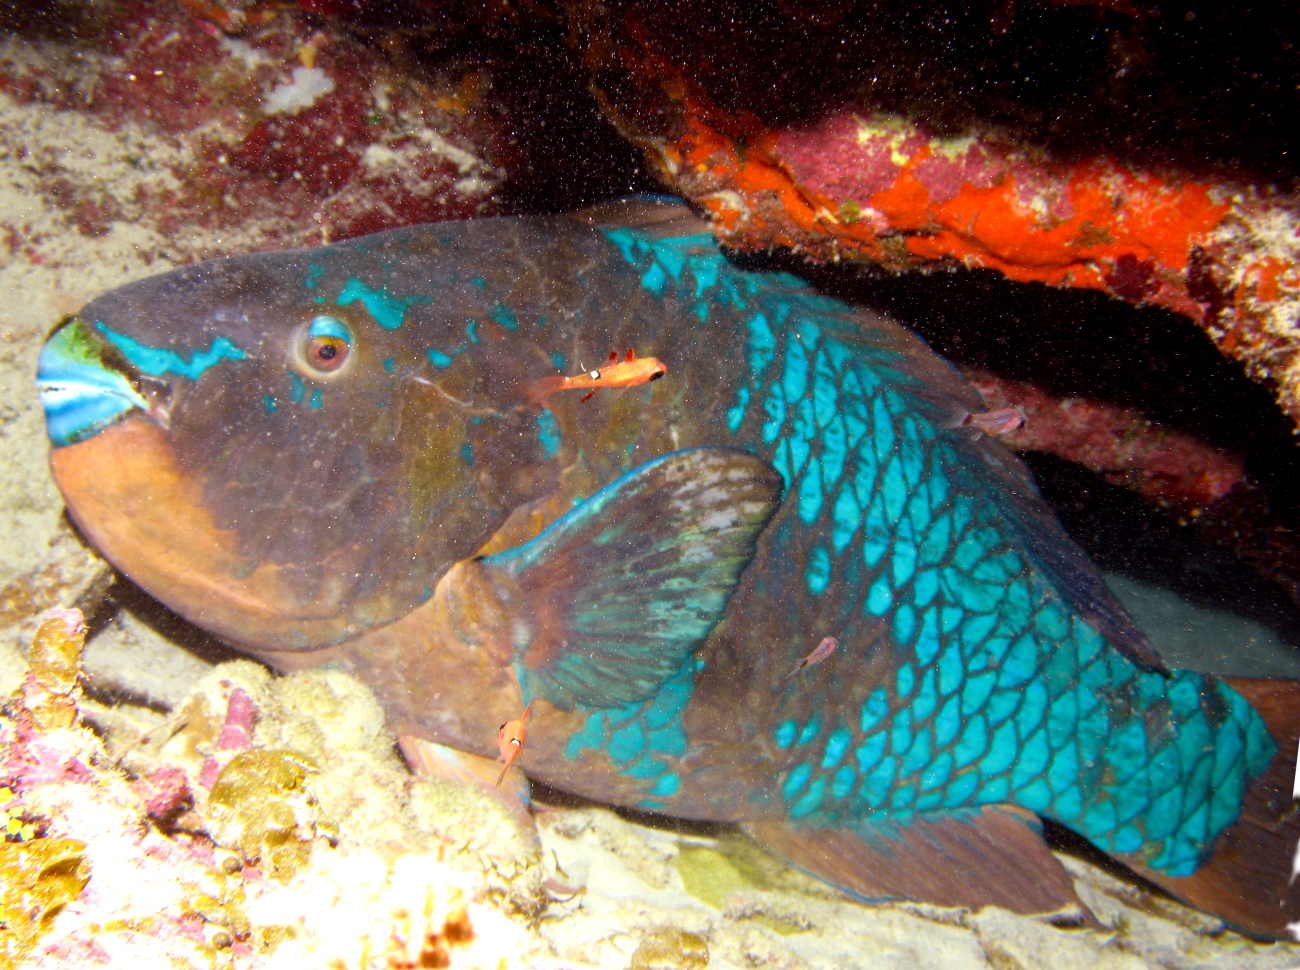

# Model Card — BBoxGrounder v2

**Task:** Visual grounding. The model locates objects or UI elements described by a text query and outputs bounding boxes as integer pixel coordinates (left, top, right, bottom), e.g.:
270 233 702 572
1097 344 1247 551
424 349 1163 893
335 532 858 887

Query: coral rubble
0 609 539 968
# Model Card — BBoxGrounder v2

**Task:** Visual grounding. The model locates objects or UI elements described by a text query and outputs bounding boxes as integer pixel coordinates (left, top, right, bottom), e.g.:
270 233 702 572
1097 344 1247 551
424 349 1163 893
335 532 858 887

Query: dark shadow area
626 0 1300 187
338 0 661 214
104 578 248 668
530 778 736 838
1024 452 1300 644
1041 817 1177 900
0 0 100 40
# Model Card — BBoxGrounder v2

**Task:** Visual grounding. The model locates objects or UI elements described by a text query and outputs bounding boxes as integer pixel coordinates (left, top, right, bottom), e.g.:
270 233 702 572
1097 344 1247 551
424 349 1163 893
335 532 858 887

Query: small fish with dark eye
951 406 1025 436
527 348 668 405
781 636 838 682
495 702 533 788
33 198 1300 939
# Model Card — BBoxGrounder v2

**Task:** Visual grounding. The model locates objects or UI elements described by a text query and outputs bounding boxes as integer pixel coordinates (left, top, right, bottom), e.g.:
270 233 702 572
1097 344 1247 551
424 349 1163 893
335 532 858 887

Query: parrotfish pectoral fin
480 447 783 711
1116 677 1300 940
745 806 1094 924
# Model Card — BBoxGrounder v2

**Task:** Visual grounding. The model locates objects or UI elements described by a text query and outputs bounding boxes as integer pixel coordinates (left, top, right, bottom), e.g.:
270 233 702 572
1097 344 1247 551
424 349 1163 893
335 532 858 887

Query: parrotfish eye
297 315 353 377
649 369 665 382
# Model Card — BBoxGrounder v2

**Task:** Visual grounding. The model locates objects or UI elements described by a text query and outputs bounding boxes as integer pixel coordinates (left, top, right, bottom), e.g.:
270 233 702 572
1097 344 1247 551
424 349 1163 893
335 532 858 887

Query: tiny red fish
495 701 534 787
528 349 667 406
783 636 838 681
958 407 1025 436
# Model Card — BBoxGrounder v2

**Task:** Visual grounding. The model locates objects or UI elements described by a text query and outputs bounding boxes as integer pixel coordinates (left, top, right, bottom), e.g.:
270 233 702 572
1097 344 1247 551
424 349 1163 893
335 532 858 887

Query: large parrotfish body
37 201 1300 935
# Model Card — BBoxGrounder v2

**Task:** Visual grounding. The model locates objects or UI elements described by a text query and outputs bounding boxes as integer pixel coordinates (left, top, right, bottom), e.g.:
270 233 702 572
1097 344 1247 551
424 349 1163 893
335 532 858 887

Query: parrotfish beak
36 318 152 447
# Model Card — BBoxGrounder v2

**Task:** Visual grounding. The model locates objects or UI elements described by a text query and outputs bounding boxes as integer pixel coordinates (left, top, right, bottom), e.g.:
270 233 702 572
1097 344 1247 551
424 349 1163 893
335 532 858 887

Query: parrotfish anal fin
745 806 1094 923
481 447 783 710
1117 677 1300 939
957 436 1166 672
568 196 712 238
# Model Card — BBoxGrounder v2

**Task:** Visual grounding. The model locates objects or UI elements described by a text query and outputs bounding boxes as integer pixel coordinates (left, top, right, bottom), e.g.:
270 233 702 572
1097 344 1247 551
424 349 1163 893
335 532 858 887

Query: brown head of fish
35 205 776 773
36 221 589 749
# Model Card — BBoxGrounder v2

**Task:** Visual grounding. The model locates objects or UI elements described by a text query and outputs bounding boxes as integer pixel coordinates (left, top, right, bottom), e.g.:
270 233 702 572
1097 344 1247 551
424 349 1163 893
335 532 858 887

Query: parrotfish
36 199 1300 936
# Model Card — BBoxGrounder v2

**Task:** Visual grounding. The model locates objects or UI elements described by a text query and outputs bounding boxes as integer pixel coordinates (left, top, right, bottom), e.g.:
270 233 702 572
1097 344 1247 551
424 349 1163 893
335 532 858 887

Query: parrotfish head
36 246 559 656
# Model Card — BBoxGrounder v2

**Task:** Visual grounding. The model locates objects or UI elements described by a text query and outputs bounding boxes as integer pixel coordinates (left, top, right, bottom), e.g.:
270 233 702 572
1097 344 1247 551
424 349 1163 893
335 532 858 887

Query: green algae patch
676 845 752 909
675 841 814 935
0 837 90 968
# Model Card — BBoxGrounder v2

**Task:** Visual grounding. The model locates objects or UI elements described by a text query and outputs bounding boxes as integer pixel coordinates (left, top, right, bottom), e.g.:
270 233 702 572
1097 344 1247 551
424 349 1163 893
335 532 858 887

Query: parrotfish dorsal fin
480 447 783 710
745 806 1094 923
568 195 712 238
952 433 1166 672
807 299 1164 673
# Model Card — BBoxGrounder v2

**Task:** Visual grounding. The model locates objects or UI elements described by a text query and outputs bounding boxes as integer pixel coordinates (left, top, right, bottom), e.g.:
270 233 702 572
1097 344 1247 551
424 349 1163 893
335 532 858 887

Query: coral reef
0 0 506 255
568 1 1300 435
0 610 540 967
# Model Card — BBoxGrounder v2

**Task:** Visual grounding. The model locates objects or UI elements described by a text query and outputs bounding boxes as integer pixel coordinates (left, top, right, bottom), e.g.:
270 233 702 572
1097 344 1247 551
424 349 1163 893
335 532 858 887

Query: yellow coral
0 837 90 969
207 750 329 880
21 609 86 732
0 790 36 844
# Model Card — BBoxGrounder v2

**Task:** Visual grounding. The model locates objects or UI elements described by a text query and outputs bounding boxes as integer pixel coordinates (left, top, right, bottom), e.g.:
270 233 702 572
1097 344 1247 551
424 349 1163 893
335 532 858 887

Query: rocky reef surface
3 0 1300 966
5 608 1300 969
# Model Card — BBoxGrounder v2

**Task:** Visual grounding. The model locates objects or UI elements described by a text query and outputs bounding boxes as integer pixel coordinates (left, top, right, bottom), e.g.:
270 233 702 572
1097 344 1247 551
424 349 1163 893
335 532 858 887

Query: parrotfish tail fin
953 428 1166 672
480 447 783 710
1118 677 1300 939
568 196 711 237
746 805 1095 924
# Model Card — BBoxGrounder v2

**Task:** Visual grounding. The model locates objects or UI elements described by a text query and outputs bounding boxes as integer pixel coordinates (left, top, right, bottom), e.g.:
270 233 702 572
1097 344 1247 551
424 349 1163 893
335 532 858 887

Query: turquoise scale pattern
590 221 1276 875
563 657 699 805
726 288 1275 877
600 226 1279 878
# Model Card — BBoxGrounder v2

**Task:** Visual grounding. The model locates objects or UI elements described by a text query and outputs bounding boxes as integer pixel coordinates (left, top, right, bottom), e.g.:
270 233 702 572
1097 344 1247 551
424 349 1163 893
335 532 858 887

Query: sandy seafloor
5 88 1300 970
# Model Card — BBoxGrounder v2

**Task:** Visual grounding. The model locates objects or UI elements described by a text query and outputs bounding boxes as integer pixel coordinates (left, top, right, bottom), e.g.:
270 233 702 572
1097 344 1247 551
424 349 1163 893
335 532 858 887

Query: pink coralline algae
0 0 506 253
0 610 533 967
571 9 1300 437
0 610 239 968
217 687 258 753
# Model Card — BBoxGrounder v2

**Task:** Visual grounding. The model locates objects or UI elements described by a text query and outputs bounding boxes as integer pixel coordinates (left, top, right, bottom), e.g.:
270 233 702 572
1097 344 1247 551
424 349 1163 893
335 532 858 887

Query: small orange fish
495 701 534 787
783 636 838 681
528 349 667 406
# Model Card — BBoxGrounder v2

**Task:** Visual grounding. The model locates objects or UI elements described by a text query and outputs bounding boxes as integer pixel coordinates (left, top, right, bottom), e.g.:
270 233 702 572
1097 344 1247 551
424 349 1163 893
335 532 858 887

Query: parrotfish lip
36 317 151 448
